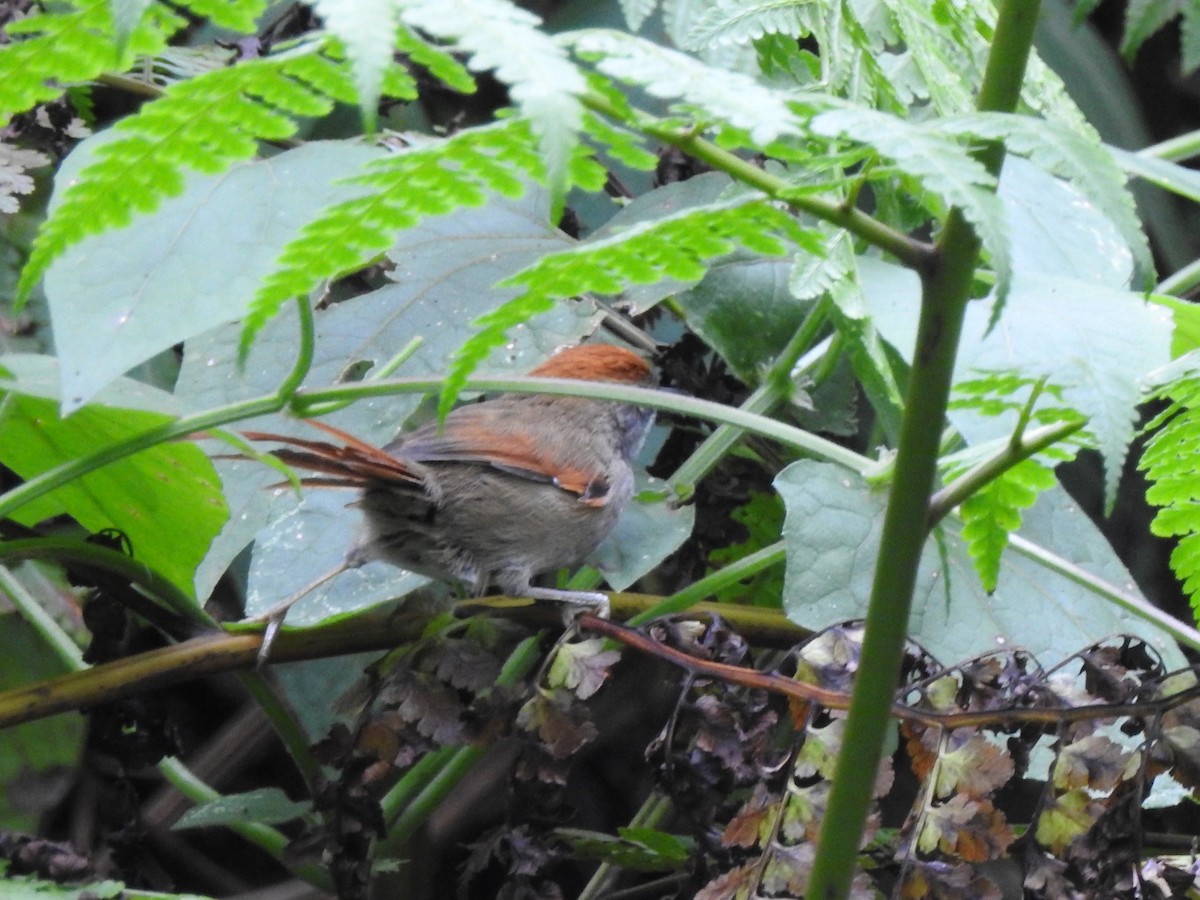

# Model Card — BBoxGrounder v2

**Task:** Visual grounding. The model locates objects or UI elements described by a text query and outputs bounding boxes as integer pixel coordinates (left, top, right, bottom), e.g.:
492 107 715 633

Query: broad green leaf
0 613 85 832
44 138 387 412
775 460 1185 667
173 787 309 830
859 259 1171 511
0 355 227 598
678 249 815 383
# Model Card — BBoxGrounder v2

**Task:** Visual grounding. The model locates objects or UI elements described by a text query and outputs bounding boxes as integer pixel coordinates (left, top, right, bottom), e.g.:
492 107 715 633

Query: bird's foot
522 586 610 625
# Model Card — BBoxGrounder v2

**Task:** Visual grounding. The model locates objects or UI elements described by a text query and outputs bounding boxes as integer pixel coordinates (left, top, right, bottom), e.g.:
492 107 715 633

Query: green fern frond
173 0 266 33
442 198 820 417
128 46 237 90
1141 370 1200 611
393 24 475 94
242 118 543 358
17 38 376 301
950 373 1080 425
945 371 1085 591
567 28 812 145
0 0 181 125
312 0 401 132
952 456 1061 593
681 0 815 52
619 0 659 32
399 0 586 208
812 107 1010 309
581 111 658 171
936 112 1153 288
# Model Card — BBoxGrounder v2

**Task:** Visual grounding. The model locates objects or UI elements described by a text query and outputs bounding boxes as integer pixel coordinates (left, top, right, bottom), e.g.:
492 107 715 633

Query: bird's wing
399 411 612 507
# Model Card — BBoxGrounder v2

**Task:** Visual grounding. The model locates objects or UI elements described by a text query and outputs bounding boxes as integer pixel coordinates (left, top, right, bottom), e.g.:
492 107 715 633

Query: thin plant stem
583 94 936 272
1157 256 1200 297
0 569 326 887
926 419 1085 527
627 542 786 625
0 565 84 669
578 792 674 900
1140 129 1200 163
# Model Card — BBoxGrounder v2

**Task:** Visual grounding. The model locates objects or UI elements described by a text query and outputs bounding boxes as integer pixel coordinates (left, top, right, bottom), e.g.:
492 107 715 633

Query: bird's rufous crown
529 344 653 385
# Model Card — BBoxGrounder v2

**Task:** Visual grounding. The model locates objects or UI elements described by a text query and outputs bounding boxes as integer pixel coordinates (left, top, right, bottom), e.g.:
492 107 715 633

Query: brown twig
578 613 1200 731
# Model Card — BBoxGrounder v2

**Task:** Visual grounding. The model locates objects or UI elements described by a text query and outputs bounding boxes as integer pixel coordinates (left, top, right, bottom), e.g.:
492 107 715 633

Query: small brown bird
243 343 656 659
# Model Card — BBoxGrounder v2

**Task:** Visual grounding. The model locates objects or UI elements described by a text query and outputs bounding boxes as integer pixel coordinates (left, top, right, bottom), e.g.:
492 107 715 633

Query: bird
239 343 657 661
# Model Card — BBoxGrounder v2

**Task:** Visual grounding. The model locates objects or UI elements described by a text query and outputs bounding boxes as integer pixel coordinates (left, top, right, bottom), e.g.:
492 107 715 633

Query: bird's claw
257 612 286 666
520 586 609 626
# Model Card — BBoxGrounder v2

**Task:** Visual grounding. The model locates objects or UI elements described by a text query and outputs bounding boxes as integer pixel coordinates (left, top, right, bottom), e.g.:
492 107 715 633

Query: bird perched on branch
240 343 657 661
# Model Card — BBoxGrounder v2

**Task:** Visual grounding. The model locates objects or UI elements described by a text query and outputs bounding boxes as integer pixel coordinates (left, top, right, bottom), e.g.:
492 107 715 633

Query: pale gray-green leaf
46 138 386 412
619 0 659 31
776 460 1184 666
682 0 815 51
588 172 732 312
937 112 1152 287
245 490 430 624
1112 146 1200 205
858 257 1171 509
1000 156 1132 287
678 251 813 383
590 474 695 590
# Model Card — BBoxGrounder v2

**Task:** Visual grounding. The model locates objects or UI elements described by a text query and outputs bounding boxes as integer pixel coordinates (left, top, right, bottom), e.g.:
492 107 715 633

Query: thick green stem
805 2 1041 896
